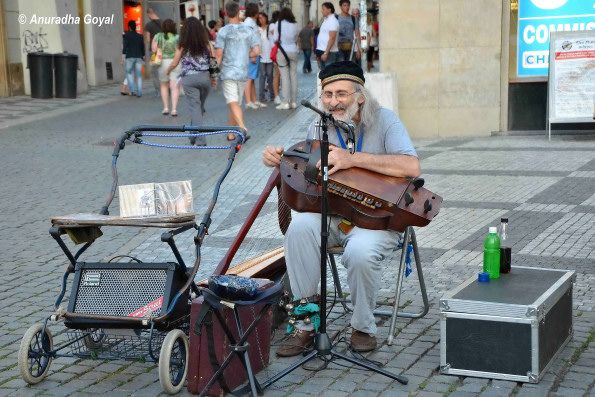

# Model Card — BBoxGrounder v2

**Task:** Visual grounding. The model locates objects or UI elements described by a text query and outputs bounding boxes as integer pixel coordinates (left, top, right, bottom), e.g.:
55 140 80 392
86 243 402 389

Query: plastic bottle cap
478 272 490 282
501 217 508 223
489 227 497 234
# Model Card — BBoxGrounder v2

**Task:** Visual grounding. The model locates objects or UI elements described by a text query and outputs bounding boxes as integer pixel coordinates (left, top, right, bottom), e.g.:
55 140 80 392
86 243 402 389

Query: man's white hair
353 82 381 128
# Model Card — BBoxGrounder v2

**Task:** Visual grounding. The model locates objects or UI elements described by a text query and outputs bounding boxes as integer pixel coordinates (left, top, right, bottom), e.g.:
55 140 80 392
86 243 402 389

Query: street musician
262 61 420 356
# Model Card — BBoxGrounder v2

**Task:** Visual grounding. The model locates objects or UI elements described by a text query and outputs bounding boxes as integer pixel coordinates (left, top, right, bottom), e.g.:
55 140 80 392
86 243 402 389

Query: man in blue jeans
122 20 145 97
315 2 339 70
298 21 314 73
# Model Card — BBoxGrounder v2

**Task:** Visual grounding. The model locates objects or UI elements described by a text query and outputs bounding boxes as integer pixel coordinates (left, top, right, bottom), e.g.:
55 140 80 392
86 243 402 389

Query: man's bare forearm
326 31 337 53
249 45 261 58
350 152 421 178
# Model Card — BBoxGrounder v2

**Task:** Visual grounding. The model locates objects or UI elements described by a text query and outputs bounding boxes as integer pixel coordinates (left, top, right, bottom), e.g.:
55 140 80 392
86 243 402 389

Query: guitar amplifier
64 262 189 330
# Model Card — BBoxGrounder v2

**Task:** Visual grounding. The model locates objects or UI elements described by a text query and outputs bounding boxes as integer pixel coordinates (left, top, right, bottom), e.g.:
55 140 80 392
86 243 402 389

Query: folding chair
327 225 429 345
194 281 284 397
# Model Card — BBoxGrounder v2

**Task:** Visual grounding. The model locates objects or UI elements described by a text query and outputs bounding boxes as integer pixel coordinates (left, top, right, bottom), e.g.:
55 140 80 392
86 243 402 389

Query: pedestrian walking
298 21 314 73
337 0 361 63
269 11 282 105
350 6 362 67
273 7 299 110
366 15 379 72
207 20 217 42
122 20 145 97
215 1 261 141
242 2 265 110
257 12 274 103
167 17 216 146
153 19 181 116
316 2 339 70
144 8 162 96
313 24 321 69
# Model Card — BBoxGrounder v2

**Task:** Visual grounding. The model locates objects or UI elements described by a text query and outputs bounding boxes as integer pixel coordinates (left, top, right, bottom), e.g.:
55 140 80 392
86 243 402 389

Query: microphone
301 100 356 154
301 100 331 119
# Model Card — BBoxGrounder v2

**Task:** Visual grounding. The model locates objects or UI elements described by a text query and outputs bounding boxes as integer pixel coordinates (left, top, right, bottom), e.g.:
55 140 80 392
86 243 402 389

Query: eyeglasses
320 90 357 101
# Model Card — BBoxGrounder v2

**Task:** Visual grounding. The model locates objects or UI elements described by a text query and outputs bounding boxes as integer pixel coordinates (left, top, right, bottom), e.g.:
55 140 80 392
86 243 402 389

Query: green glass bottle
483 226 501 279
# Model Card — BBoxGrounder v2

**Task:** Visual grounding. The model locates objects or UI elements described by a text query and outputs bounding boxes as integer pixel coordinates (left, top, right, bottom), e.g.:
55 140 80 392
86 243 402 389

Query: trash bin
54 52 78 98
27 52 53 99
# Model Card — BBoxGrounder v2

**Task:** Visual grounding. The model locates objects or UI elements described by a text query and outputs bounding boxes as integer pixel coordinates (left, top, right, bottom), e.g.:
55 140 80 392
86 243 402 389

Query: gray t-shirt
306 107 417 157
144 19 162 42
215 23 260 81
337 14 358 44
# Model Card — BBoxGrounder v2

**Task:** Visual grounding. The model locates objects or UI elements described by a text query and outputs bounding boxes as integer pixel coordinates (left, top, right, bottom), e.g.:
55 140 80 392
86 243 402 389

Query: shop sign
517 0 595 77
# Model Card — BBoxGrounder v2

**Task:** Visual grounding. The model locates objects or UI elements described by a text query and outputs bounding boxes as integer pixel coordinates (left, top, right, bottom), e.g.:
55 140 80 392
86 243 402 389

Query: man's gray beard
325 99 360 123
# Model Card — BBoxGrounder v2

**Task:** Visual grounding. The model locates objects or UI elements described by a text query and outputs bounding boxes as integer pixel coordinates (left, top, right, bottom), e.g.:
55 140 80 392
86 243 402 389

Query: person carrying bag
270 20 289 66
272 8 298 110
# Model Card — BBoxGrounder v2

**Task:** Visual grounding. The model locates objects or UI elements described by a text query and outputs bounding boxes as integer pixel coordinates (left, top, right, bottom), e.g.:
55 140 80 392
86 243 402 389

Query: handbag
208 57 220 79
150 34 163 66
120 82 129 96
270 43 279 63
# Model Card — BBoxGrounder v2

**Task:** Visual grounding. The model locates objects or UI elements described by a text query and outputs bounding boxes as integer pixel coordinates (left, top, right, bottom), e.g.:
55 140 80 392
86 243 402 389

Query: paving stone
351 390 381 397
378 386 414 397
329 380 357 392
456 381 485 393
478 387 514 397
416 391 444 397
293 381 330 394
449 392 480 397
554 387 586 397
423 380 453 393
316 390 349 397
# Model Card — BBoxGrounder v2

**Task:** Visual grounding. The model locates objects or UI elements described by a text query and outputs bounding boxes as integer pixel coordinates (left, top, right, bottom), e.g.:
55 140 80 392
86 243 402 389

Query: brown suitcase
187 296 272 396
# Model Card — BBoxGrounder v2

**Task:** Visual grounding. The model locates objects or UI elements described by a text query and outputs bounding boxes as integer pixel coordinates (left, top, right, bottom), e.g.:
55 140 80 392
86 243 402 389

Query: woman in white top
273 7 299 110
257 12 274 103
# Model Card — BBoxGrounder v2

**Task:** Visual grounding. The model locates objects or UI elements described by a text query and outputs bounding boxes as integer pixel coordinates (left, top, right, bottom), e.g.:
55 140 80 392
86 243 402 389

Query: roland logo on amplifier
82 272 101 287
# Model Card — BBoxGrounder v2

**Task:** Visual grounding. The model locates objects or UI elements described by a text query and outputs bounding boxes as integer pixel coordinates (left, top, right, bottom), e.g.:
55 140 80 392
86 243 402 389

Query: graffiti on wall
22 27 49 53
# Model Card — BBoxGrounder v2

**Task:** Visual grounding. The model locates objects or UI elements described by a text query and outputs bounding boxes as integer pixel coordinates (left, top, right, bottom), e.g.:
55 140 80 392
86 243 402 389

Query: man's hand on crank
262 145 284 167
317 145 354 175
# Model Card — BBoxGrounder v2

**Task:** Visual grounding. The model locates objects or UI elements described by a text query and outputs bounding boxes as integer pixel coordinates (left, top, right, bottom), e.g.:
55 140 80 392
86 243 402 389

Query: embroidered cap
319 61 365 87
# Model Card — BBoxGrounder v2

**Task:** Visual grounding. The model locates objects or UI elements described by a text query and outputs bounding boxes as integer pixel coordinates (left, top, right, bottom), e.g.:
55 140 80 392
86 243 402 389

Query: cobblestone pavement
0 71 593 396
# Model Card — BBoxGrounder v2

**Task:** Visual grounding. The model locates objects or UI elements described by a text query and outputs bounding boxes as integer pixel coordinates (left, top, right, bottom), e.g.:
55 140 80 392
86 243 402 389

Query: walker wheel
158 329 188 394
18 323 53 384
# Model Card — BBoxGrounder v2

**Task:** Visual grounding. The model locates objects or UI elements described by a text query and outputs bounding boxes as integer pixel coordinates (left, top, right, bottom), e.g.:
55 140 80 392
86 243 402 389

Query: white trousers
277 51 298 105
284 212 400 334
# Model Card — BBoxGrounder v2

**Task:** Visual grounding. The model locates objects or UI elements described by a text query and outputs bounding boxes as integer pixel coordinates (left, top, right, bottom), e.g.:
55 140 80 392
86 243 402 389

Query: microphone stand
261 104 408 392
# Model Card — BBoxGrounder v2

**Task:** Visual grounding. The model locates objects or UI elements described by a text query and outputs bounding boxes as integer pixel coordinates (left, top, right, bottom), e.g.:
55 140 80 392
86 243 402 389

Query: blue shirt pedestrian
215 23 260 81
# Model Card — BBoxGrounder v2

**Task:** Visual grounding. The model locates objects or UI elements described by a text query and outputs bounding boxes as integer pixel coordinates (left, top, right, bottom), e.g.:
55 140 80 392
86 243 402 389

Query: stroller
17 125 247 394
